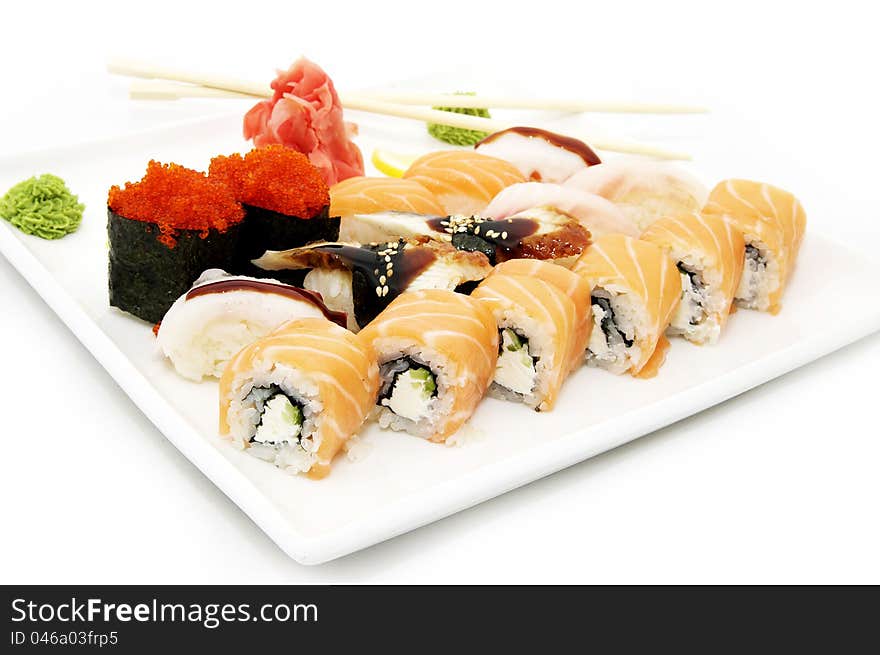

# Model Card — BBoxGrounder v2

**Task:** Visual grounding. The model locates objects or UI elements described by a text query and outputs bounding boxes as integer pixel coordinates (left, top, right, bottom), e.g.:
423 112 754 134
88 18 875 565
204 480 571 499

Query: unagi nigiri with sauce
338 206 591 266
253 239 493 332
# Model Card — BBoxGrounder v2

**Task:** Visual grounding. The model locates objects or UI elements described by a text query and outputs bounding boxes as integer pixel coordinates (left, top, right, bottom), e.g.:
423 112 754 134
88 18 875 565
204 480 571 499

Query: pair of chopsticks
109 58 704 160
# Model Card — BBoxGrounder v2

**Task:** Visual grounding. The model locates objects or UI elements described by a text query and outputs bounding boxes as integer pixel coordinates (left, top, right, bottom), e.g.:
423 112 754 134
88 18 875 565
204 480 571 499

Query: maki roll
641 212 745 345
107 161 244 323
338 207 591 266
358 289 498 442
573 235 682 378
209 145 336 277
702 179 806 314
472 273 590 411
489 258 593 364
219 317 379 479
157 269 347 382
252 239 493 332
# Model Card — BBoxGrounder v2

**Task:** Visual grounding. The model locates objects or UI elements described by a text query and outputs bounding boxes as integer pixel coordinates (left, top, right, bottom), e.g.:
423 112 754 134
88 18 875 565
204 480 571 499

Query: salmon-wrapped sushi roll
358 289 498 442
490 259 593 364
403 150 526 216
472 273 586 411
641 212 745 345
219 317 379 479
573 235 681 378
702 179 806 313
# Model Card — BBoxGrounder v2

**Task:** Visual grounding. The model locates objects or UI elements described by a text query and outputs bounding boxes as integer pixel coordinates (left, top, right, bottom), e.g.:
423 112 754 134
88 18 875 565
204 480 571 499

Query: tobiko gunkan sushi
208 145 336 277
107 161 244 323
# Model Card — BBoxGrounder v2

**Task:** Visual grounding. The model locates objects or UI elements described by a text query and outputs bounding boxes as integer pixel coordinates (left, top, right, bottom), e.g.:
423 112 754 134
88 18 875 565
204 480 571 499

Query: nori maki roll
209 145 337 280
107 161 244 323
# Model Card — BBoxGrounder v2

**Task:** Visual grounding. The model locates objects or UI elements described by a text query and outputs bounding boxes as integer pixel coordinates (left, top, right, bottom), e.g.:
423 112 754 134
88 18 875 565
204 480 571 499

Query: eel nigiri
472 273 586 411
474 127 601 183
219 317 379 479
483 182 639 238
338 206 591 265
573 234 681 378
565 161 708 231
702 179 806 314
641 212 745 344
330 176 444 218
358 289 498 442
252 239 493 331
402 150 526 215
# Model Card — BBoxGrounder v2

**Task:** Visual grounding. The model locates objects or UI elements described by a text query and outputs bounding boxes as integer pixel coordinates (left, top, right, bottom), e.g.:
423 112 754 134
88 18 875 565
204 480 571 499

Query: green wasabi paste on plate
0 174 84 239
427 92 491 146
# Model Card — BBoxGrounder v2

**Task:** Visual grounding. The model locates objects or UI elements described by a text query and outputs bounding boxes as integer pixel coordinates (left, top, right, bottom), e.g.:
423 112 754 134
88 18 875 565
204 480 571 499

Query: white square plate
2 111 879 564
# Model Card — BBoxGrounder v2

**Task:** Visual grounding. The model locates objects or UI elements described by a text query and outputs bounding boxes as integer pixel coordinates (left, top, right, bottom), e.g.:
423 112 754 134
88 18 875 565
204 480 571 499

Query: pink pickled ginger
243 58 364 185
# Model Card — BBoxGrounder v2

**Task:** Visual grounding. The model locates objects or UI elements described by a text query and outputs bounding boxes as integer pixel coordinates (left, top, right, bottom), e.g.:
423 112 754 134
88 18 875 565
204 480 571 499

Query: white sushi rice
225 363 323 475
665 251 729 345
486 310 557 411
371 340 459 440
586 288 646 375
303 268 358 332
736 241 781 312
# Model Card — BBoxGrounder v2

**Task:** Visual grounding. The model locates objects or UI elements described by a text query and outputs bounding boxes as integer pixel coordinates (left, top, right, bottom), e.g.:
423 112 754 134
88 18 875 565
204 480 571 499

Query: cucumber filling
248 386 304 447
495 328 537 395
379 358 437 421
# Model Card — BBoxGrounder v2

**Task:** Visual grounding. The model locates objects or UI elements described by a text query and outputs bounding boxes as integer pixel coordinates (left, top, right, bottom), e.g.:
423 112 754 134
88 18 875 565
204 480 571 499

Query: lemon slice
371 149 419 178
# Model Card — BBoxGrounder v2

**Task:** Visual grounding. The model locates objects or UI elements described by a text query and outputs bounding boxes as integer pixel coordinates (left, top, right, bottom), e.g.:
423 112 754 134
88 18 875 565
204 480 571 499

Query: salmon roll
403 150 526 216
489 259 593 364
573 235 681 378
218 317 379 479
641 212 745 345
702 179 806 313
472 273 586 411
358 289 498 442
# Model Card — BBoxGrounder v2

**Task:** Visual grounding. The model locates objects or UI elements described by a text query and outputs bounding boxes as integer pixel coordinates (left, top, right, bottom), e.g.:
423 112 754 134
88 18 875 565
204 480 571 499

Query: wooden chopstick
112 59 692 160
356 90 708 115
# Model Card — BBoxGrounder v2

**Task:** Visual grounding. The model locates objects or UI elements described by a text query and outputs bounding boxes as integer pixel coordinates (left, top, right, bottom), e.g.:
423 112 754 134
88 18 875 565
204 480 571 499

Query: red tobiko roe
108 161 244 248
208 145 330 219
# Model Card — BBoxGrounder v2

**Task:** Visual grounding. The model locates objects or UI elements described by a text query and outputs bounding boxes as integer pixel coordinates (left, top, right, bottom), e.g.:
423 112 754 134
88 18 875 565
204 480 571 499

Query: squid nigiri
573 235 681 378
702 179 806 314
641 212 745 344
474 127 601 183
483 182 639 238
402 150 526 215
565 161 708 231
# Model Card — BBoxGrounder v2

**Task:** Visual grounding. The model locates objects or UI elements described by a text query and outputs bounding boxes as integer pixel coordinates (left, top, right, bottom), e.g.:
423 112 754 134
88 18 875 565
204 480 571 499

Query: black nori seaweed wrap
107 209 241 323
232 203 338 278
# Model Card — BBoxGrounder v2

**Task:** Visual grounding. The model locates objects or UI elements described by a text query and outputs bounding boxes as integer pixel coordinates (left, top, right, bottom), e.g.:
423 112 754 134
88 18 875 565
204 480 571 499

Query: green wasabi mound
427 92 491 146
0 174 84 239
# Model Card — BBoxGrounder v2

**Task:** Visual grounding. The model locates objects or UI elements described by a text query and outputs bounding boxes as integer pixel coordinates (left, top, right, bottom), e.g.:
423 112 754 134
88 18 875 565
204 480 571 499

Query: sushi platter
3 62 880 564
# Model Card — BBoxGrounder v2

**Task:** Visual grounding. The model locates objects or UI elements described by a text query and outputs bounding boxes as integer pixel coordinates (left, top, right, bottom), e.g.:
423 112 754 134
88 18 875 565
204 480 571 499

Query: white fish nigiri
482 182 639 238
157 269 345 381
474 127 601 183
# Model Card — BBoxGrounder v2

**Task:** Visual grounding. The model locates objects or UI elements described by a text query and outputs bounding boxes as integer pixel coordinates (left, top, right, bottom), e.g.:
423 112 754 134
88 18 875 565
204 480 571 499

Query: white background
1 0 878 583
